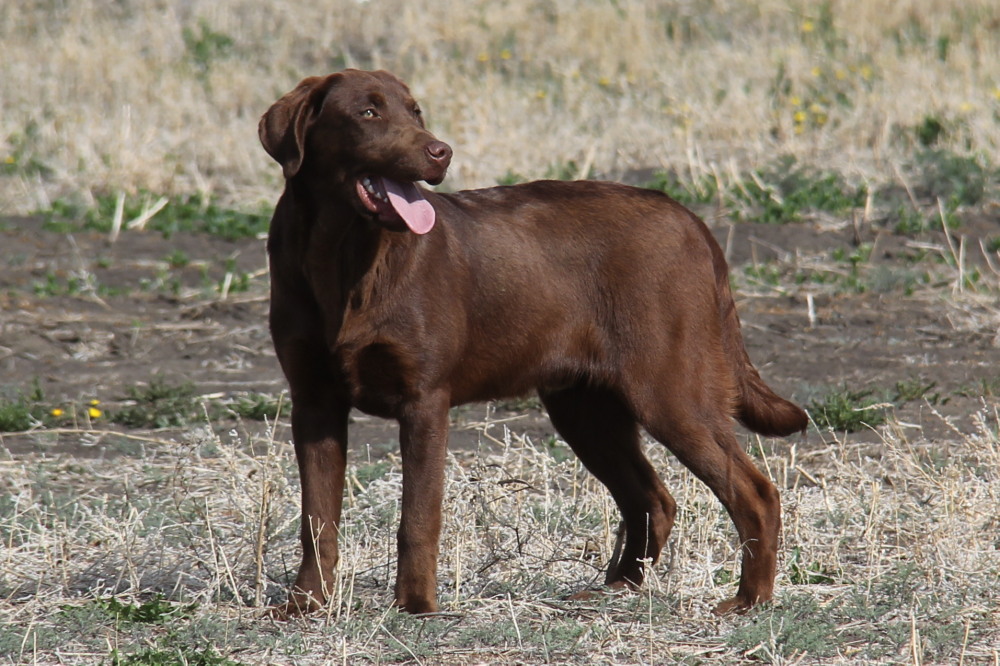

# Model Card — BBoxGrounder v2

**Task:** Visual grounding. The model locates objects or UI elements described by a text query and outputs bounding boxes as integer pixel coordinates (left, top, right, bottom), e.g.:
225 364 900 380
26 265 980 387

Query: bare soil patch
2 205 997 457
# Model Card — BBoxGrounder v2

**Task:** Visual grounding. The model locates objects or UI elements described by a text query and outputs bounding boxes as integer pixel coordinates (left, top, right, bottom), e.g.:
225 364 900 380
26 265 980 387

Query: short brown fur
259 69 807 618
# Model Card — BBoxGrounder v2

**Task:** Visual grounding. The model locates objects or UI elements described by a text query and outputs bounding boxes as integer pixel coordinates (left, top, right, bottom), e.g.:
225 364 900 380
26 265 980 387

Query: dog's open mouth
356 176 436 234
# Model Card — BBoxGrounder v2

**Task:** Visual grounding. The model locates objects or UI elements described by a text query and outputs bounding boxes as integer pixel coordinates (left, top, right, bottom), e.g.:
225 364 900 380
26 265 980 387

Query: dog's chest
331 318 421 418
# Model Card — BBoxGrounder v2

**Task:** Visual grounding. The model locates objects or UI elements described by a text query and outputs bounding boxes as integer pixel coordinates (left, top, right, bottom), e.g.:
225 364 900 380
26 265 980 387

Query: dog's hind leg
540 385 676 594
638 396 780 614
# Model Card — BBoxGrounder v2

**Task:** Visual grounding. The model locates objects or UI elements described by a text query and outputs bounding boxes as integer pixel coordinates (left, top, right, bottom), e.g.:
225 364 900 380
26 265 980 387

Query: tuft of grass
0 382 49 432
892 378 942 405
914 114 947 147
111 377 201 429
910 148 991 207
496 170 528 186
543 159 594 181
182 20 235 76
786 546 838 585
956 376 1000 398
226 393 285 421
729 156 867 224
726 594 840 661
808 386 888 432
644 170 719 205
97 595 197 625
0 396 38 432
109 646 242 666
163 250 190 269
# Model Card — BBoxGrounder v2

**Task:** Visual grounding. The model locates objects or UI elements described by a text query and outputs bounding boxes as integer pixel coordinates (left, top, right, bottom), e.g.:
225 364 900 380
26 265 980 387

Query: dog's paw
712 596 755 616
267 593 324 620
566 580 631 602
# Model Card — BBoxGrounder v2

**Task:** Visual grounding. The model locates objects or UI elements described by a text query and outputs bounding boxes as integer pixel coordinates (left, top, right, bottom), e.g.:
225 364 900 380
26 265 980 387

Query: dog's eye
361 108 378 119
413 106 422 116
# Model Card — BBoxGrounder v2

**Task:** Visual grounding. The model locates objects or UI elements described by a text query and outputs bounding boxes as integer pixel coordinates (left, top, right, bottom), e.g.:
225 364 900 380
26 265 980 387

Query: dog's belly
341 337 587 417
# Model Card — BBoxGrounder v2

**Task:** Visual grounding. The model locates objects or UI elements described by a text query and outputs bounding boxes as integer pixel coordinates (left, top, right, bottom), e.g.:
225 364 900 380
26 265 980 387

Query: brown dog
259 69 807 617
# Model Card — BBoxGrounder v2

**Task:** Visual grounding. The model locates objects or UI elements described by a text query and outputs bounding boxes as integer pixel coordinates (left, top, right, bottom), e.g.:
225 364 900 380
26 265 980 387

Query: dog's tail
703 224 808 437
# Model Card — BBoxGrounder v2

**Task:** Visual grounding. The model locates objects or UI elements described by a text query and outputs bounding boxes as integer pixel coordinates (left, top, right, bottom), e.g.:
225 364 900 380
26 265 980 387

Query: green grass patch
786 546 839 585
726 593 840 661
226 392 286 421
807 379 955 432
644 170 719 206
89 597 243 666
956 377 1000 398
183 20 235 75
40 192 269 241
730 156 867 224
911 148 991 207
109 646 242 666
808 387 888 432
543 159 594 181
496 169 528 186
111 377 202 429
0 383 47 432
97 595 198 625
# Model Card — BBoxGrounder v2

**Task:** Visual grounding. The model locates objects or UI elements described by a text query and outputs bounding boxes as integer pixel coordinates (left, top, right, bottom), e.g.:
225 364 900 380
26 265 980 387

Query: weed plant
0 383 47 432
111 377 202 429
728 157 867 224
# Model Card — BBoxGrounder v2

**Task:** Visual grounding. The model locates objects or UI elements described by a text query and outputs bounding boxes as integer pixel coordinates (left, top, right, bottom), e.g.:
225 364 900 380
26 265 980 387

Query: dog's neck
290 183 423 306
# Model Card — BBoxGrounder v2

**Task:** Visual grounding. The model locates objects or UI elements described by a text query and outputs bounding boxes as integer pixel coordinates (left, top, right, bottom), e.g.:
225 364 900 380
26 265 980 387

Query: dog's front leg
275 398 350 617
393 391 450 613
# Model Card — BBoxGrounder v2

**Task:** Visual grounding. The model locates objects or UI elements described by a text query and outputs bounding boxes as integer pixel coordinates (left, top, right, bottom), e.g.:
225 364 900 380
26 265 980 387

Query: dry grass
2 407 999 664
3 0 1000 213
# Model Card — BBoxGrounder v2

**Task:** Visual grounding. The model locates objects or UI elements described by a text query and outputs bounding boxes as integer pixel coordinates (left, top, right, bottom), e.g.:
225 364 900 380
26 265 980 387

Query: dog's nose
426 141 452 165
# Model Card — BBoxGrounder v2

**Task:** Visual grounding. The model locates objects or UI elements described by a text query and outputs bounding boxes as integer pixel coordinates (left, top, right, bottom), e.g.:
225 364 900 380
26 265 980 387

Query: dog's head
260 69 452 234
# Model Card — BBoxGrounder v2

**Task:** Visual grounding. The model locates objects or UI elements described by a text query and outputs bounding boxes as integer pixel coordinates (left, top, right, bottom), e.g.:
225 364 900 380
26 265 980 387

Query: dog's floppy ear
259 73 341 179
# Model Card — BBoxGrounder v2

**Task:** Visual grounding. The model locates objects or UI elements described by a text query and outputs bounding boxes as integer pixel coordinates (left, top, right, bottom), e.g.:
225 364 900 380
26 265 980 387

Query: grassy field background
2 0 1000 210
2 0 1000 664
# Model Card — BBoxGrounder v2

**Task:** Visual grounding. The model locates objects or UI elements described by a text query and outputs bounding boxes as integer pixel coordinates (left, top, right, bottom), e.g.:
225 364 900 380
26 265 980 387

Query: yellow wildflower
811 66 822 78
477 52 489 63
90 399 100 406
51 408 64 417
793 110 808 124
801 20 815 33
499 48 512 60
598 76 611 87
88 407 102 419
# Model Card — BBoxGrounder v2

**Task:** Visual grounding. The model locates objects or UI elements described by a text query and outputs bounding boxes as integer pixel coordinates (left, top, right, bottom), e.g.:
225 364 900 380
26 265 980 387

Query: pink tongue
380 177 435 234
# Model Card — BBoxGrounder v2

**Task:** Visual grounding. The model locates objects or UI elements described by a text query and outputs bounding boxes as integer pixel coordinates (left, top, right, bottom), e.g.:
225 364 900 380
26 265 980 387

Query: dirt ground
1 202 998 459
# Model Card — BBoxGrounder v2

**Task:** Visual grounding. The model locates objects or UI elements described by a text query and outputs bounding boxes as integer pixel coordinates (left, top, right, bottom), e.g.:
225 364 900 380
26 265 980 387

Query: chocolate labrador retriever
259 69 807 617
